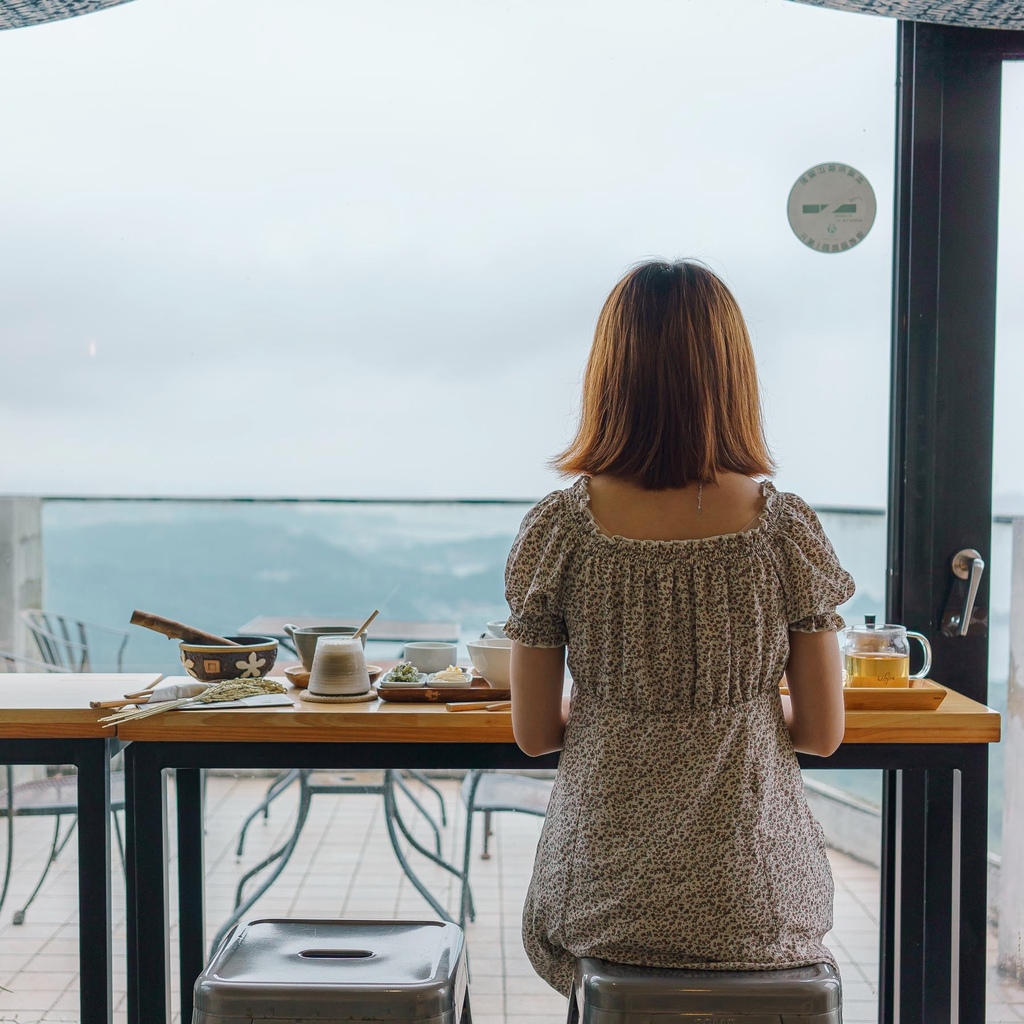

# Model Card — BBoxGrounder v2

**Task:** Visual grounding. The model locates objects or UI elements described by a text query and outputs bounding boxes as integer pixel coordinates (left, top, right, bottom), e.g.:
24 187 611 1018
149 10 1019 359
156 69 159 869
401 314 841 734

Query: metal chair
0 767 126 926
210 769 451 956
0 648 127 925
19 609 130 672
233 768 447 859
384 768 555 929
376 770 552 929
457 769 554 927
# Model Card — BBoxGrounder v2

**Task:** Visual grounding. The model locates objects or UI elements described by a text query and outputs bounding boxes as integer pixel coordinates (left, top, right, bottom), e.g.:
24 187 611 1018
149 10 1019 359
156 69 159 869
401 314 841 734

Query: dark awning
3 0 1022 32
788 0 1024 29
0 0 136 30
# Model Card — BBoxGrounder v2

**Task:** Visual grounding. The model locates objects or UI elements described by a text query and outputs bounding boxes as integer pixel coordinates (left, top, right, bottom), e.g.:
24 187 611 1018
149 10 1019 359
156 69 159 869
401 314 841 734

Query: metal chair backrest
19 610 129 672
0 649 65 673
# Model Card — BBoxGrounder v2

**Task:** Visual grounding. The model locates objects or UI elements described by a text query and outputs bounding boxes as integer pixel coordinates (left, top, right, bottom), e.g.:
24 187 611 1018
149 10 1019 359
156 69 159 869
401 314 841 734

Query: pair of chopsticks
99 695 199 728
445 700 512 713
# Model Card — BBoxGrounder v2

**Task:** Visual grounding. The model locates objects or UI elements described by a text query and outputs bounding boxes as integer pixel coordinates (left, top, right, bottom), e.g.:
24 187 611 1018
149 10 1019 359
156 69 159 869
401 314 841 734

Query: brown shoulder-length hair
553 259 774 490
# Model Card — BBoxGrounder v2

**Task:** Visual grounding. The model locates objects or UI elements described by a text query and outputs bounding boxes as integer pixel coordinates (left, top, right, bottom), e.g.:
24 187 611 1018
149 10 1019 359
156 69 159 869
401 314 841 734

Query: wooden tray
780 678 947 711
284 665 383 690
377 683 512 703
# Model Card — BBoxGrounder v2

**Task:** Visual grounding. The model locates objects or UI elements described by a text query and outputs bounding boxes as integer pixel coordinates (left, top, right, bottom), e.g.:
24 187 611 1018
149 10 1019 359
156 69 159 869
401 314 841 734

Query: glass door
884 25 1024 1024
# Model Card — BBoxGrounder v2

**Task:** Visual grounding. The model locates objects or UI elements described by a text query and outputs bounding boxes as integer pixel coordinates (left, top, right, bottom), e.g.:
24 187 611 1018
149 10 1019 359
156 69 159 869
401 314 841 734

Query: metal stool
193 919 471 1024
568 959 841 1023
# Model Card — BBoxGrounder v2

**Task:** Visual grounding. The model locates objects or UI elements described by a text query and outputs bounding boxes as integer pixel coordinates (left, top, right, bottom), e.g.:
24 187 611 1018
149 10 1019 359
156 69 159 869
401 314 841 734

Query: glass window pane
0 0 894 508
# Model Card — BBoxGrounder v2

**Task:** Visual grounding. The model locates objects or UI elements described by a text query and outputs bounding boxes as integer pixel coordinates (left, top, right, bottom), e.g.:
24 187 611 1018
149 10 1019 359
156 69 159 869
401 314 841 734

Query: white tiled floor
0 771 1022 1023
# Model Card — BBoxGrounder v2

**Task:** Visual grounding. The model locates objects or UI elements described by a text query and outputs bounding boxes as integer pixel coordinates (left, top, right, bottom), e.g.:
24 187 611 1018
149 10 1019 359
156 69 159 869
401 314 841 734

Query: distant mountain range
42 504 520 675
39 500 896 677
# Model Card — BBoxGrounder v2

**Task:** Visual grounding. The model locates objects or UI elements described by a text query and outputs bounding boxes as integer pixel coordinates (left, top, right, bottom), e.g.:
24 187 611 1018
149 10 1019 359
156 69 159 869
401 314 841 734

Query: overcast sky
0 0 1020 507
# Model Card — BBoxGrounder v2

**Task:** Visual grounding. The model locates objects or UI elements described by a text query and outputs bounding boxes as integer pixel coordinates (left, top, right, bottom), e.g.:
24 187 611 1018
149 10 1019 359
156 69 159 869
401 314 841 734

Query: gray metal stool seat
193 919 471 1024
569 959 841 1023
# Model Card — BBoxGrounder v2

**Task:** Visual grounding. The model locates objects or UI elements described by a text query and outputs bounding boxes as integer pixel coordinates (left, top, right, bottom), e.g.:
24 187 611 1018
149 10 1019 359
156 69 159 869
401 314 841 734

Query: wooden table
0 673 163 1024
117 680 1000 1024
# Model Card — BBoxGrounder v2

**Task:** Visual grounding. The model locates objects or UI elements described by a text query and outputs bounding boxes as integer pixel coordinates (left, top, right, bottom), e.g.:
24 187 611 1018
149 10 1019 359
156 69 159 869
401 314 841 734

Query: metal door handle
949 548 985 636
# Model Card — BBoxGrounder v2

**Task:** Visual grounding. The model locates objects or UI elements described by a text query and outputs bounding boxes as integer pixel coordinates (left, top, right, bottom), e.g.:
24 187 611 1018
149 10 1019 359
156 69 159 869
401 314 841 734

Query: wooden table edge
111 682 1001 745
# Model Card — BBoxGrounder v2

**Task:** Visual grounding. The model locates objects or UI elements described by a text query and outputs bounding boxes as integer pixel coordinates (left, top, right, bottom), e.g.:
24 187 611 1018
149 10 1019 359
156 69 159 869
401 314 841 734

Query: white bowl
486 619 508 638
467 637 512 688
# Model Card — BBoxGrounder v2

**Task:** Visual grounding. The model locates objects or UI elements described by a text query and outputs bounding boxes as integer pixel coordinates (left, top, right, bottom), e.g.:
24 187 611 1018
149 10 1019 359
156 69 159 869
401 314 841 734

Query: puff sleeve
770 493 856 633
504 491 570 648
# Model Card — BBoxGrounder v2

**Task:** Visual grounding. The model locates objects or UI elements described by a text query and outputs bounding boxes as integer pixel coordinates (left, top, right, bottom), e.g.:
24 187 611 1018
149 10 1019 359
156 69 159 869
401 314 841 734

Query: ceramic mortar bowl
179 636 279 682
467 637 512 687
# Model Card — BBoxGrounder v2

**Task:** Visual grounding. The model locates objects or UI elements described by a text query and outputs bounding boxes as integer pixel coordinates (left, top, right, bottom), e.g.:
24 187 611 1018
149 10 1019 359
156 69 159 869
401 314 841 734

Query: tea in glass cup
844 652 910 688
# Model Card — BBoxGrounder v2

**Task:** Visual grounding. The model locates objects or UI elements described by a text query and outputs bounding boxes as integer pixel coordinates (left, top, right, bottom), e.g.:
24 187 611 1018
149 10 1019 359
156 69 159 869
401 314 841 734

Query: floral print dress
503 478 856 995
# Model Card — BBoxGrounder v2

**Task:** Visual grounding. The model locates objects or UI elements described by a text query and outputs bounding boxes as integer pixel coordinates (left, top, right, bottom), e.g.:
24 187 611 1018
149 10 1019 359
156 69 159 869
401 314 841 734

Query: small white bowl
486 619 508 638
403 641 459 674
467 637 512 688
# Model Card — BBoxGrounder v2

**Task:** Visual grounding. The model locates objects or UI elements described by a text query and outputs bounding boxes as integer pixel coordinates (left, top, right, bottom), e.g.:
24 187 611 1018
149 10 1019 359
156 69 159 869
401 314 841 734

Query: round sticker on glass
787 163 876 254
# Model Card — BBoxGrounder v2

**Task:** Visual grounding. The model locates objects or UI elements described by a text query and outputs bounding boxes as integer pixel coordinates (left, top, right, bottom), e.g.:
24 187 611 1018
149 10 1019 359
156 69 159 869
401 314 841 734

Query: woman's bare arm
781 629 845 757
509 641 568 756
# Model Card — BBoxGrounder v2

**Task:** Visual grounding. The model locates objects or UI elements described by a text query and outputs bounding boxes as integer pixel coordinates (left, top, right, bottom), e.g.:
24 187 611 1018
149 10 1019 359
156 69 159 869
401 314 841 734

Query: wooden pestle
130 610 240 646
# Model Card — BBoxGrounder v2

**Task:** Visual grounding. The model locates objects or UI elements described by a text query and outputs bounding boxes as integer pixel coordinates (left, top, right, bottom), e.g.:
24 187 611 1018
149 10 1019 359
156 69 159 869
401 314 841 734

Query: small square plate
378 670 429 688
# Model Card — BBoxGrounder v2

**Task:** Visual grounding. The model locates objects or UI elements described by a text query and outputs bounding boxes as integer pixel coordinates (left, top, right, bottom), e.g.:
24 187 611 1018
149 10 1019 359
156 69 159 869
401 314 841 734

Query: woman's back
505 477 854 993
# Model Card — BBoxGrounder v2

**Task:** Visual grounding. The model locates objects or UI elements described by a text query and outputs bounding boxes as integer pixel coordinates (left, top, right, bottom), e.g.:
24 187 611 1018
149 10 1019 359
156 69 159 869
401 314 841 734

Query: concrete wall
0 497 43 656
805 777 882 866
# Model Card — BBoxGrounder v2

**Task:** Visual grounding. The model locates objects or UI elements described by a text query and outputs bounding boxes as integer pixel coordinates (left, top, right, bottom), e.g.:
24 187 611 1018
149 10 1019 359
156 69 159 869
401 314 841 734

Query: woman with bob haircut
504 259 855 995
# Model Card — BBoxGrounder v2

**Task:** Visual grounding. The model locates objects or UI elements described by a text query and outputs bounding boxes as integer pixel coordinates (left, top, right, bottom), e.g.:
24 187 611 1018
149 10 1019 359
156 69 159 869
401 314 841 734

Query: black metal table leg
125 742 171 1024
76 739 114 1024
887 758 982 1024
958 747 990 1024
878 768 898 1024
897 769 928 1024
176 768 206 1023
0 737 120 1024
923 770 955 1024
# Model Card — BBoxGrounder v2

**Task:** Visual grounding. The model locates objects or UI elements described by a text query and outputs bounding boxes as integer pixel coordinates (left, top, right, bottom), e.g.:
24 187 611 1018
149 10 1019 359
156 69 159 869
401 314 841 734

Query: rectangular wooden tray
377 683 511 703
780 678 947 711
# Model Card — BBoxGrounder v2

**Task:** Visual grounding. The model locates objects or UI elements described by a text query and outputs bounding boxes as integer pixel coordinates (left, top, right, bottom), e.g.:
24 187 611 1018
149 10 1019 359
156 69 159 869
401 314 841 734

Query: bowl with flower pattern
179 635 279 683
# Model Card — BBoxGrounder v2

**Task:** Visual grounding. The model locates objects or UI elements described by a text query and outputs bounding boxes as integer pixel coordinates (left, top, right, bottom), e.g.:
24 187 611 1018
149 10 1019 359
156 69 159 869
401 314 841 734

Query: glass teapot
842 615 932 688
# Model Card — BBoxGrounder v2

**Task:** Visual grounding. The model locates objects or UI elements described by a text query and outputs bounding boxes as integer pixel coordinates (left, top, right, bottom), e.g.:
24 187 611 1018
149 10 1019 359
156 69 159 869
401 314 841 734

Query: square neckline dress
503 477 856 995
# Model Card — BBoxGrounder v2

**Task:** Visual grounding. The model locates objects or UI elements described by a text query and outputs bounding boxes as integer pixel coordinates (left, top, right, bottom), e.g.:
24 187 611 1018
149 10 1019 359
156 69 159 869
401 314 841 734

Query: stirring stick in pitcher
352 609 379 641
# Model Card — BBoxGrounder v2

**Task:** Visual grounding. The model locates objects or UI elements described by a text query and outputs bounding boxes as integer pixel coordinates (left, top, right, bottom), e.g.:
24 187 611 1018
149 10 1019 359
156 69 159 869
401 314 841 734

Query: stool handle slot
298 948 375 959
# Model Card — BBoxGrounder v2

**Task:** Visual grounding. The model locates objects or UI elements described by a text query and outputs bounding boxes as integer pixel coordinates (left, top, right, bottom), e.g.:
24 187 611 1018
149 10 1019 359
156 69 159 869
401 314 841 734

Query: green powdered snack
387 661 421 682
195 678 287 703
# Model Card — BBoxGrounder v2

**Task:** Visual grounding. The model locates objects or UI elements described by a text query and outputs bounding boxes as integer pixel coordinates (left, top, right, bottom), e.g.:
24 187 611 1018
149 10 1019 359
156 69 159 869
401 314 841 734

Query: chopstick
124 683 161 700
91 696 150 709
445 700 512 713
